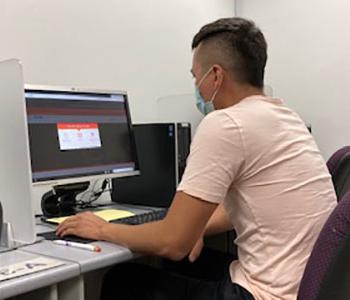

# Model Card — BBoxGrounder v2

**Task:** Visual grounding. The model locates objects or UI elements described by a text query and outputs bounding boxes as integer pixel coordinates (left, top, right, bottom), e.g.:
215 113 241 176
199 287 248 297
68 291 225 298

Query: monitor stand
41 182 90 218
0 222 16 252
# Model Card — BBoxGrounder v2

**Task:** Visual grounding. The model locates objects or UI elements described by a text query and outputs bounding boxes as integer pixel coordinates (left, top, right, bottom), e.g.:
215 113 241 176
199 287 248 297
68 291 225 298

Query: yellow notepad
46 209 135 224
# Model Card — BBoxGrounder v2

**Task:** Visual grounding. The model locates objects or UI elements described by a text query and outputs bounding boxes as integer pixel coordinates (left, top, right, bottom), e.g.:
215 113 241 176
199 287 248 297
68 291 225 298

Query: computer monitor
25 86 140 215
111 123 191 208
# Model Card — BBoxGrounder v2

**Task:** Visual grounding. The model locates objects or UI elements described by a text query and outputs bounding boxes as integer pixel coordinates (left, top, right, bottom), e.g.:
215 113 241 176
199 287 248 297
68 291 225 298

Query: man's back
179 95 336 299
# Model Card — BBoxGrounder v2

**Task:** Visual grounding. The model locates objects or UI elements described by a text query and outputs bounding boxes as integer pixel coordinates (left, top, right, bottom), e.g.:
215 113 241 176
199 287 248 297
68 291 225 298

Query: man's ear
212 64 224 89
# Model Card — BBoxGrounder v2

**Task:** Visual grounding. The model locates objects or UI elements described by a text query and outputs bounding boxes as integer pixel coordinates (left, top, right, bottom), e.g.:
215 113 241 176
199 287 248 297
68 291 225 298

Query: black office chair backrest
317 230 350 299
297 191 350 300
332 152 350 200
327 146 350 176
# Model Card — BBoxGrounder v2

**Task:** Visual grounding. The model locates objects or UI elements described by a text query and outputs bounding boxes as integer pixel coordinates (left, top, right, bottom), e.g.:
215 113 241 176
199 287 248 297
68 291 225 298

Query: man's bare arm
188 202 233 262
202 202 233 237
56 191 217 261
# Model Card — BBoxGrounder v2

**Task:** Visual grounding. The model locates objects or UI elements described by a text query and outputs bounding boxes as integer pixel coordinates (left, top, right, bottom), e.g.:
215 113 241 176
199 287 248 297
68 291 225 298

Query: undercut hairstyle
192 18 267 88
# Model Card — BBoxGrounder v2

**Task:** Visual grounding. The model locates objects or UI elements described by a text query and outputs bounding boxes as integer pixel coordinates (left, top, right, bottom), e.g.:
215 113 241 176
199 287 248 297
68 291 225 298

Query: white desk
22 239 135 274
0 250 80 300
1 203 158 299
1 240 138 300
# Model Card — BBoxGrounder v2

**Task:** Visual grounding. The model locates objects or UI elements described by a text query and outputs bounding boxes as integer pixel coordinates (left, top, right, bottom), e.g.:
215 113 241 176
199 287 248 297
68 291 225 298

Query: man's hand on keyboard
56 211 108 240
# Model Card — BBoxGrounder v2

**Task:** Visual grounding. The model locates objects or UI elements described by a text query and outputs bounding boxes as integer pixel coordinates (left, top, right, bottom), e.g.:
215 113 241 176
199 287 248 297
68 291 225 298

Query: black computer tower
176 123 191 182
111 123 191 208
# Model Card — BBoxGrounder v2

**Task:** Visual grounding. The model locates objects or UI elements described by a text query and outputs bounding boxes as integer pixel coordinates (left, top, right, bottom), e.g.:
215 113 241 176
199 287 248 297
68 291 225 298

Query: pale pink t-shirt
177 95 336 300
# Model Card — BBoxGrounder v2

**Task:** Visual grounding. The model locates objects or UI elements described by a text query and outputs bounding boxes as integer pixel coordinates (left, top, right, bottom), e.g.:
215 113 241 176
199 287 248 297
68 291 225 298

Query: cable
75 180 99 204
76 179 110 209
108 178 113 199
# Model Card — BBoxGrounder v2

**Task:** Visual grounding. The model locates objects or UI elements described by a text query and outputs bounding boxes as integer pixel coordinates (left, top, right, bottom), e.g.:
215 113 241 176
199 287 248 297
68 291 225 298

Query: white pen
53 240 101 252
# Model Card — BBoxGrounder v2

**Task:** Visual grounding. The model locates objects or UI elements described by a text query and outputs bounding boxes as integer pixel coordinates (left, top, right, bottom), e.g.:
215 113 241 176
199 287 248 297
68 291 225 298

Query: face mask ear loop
197 67 213 89
209 70 222 106
210 89 219 103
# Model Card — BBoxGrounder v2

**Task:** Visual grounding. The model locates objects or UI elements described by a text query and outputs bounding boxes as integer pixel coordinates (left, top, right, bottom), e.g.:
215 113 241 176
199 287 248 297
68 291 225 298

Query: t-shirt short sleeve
177 110 245 204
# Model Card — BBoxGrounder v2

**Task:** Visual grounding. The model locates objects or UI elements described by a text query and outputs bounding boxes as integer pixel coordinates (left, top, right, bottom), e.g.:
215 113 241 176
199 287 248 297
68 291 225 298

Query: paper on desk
94 209 135 221
46 209 135 224
0 257 65 282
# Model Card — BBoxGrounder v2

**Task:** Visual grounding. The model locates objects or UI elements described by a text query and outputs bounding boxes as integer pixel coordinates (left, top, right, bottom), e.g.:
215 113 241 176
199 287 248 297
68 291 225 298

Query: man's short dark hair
192 18 267 88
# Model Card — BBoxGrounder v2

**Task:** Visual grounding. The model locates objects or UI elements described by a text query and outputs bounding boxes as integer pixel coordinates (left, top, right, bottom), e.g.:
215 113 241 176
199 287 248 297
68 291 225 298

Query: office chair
297 191 350 300
331 152 350 200
317 225 350 300
326 146 350 176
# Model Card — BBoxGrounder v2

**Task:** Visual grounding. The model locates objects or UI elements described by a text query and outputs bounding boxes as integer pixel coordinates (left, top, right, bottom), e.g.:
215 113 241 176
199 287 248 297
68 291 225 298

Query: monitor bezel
25 84 140 187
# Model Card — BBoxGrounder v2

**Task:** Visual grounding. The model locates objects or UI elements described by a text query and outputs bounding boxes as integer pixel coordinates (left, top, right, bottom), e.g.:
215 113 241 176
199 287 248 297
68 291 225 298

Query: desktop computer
25 85 140 217
111 123 191 208
23 87 191 242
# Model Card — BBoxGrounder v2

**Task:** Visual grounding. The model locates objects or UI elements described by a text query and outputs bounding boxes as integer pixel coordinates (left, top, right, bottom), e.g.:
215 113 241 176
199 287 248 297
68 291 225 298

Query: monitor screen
25 87 139 184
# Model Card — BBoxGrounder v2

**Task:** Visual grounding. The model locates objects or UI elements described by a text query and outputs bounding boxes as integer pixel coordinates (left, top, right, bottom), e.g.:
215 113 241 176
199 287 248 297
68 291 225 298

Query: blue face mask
195 87 214 115
194 67 217 115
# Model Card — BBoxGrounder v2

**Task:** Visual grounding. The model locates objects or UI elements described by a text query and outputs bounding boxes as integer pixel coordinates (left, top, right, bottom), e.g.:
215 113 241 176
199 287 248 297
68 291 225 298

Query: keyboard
38 208 167 244
38 231 96 244
110 209 167 225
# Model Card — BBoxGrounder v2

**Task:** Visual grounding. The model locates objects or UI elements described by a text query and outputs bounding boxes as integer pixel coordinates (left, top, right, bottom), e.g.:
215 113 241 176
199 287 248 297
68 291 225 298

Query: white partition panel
0 59 36 245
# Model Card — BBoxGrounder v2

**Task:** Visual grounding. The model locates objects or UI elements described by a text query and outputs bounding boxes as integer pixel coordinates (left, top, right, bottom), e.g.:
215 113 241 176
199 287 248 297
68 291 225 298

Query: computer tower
111 123 191 208
176 123 191 182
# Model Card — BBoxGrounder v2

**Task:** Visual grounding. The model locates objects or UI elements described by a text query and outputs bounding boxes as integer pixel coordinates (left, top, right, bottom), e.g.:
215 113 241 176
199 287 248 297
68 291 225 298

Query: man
57 17 336 299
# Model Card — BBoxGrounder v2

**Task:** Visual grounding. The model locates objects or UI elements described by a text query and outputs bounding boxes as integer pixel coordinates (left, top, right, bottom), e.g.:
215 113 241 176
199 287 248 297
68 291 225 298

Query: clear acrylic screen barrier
156 86 272 137
156 93 203 137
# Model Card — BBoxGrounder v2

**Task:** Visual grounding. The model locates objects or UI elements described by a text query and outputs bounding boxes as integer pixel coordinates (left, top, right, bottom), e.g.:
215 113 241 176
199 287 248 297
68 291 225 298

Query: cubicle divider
0 59 36 250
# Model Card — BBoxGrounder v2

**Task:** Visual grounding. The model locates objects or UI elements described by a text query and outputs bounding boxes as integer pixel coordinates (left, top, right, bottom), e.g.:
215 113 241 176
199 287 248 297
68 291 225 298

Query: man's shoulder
198 109 239 134
226 95 285 113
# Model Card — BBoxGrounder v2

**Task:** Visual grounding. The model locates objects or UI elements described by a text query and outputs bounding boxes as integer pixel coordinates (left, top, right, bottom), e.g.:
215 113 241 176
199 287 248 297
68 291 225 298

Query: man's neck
217 84 264 109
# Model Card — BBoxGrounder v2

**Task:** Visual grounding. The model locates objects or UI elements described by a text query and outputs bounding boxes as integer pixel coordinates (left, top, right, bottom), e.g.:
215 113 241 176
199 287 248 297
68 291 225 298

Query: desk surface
0 250 79 299
1 203 148 299
22 239 135 273
30 204 142 273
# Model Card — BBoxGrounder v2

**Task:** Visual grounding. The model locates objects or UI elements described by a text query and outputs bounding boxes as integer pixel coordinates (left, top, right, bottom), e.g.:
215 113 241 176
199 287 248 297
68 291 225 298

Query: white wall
0 0 234 122
0 0 235 213
236 0 350 159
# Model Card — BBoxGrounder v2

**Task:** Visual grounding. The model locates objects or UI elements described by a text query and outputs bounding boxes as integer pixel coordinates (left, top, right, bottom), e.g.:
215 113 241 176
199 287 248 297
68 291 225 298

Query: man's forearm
100 220 180 259
202 203 233 237
98 192 217 260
